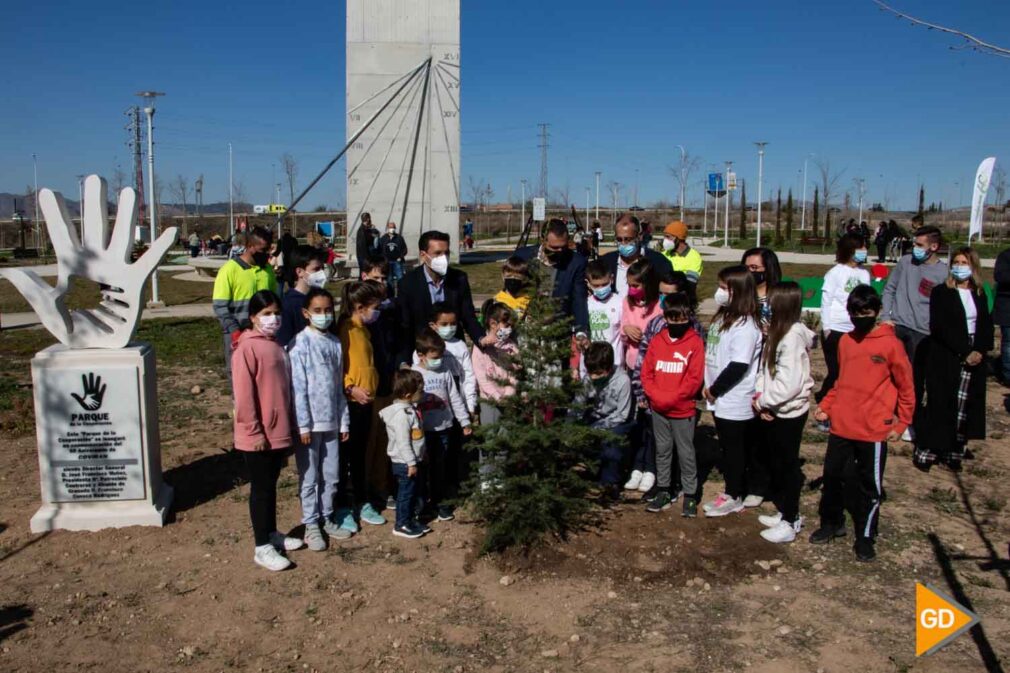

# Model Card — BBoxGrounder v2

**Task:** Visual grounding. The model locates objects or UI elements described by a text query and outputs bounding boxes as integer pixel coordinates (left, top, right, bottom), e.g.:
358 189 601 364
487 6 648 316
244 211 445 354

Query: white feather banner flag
969 157 996 241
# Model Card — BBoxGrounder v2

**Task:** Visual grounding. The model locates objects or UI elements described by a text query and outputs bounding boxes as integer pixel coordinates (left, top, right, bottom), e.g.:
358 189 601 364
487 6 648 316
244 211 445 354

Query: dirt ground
0 320 1008 672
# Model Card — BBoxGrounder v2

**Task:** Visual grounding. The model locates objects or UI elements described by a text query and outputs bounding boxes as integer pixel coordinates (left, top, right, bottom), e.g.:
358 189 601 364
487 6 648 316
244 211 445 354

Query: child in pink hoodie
232 290 304 572
471 301 519 426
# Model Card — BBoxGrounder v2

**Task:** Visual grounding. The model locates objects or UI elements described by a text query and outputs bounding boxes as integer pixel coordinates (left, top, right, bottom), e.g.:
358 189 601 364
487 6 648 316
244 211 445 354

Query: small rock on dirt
778 626 792 636
190 385 202 395
569 634 581 643
755 560 772 571
769 559 783 567
541 649 559 658
499 575 514 586
607 590 618 599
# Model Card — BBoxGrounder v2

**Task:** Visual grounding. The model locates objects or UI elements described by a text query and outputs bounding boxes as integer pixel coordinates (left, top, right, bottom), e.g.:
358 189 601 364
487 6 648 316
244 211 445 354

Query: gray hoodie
755 323 815 418
579 367 633 430
378 400 426 466
882 254 948 334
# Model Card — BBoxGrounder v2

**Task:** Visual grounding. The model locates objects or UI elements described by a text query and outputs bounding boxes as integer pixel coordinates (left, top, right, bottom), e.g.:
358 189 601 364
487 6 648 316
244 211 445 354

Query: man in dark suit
599 213 673 300
396 229 486 365
514 219 590 339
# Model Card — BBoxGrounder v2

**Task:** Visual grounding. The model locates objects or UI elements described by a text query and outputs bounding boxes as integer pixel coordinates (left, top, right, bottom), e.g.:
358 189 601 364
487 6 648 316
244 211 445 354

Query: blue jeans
1001 326 1010 382
391 462 424 527
386 261 404 294
601 420 635 486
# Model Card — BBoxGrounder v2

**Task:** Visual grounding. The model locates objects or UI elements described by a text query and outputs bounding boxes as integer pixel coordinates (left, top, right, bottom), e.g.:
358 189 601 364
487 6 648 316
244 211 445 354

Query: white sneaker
758 512 783 528
638 472 656 493
702 493 730 513
254 544 292 571
270 531 305 552
623 470 643 491
742 494 764 508
705 496 744 517
760 520 797 543
901 428 913 442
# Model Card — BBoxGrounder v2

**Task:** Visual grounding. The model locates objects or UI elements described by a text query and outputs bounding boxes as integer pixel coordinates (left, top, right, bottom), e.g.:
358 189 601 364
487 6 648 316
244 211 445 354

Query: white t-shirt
820 263 871 333
704 316 762 421
958 288 978 336
584 292 625 375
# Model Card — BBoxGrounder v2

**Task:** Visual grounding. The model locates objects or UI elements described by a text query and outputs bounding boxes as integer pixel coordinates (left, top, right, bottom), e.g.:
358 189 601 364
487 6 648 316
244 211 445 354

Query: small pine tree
774 187 782 244
785 189 794 241
738 180 747 240
812 186 820 238
464 269 614 554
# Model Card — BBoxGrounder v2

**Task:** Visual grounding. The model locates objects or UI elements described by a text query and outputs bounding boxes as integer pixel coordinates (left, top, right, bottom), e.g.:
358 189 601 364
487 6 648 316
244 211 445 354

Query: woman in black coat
915 247 994 471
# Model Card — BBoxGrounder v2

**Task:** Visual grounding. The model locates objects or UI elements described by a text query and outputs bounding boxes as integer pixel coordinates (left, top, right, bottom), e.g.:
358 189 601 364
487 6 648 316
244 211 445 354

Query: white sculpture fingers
82 175 111 252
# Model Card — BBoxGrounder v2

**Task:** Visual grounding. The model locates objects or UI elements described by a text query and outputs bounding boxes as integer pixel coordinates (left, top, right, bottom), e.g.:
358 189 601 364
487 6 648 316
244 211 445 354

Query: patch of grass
926 487 960 514
982 495 1006 512
965 574 995 589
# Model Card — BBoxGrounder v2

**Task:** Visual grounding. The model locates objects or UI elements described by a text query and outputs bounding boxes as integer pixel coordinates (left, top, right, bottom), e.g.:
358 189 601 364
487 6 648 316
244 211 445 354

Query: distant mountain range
0 193 252 220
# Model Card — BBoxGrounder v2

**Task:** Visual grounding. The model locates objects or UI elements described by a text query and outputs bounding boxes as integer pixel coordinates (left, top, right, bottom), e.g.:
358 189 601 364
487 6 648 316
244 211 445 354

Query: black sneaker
645 490 673 513
808 524 847 545
854 537 876 562
436 506 455 522
413 518 433 534
682 497 698 518
392 523 424 539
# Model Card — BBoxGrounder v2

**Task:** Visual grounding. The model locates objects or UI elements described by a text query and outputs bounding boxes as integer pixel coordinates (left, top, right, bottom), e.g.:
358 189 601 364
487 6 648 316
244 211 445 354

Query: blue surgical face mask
436 325 457 340
951 265 972 281
854 250 868 264
426 357 443 371
310 313 334 330
618 243 638 258
592 285 612 301
912 246 930 262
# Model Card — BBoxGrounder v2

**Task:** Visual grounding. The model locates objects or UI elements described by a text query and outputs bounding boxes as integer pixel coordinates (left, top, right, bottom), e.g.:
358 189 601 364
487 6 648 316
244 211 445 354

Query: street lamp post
520 178 527 229
32 154 40 247
594 171 601 223
137 90 165 308
675 144 686 222
754 142 767 247
585 187 590 230
724 161 733 247
856 178 866 226
228 142 235 239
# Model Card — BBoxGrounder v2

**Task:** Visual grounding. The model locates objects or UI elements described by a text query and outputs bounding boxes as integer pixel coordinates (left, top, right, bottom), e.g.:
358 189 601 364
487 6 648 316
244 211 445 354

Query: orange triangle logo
916 583 979 656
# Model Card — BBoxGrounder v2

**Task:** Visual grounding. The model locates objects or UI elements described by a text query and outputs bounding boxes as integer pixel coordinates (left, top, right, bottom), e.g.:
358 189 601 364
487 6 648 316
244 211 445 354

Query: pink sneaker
703 493 730 513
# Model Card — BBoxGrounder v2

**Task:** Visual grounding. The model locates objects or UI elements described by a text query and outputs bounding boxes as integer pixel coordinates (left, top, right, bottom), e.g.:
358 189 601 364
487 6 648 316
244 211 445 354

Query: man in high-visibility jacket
212 226 278 375
660 221 703 285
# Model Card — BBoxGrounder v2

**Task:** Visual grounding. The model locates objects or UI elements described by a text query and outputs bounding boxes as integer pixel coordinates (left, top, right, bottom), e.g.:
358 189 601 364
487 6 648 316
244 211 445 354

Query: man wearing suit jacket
514 219 590 338
599 213 673 301
396 229 486 366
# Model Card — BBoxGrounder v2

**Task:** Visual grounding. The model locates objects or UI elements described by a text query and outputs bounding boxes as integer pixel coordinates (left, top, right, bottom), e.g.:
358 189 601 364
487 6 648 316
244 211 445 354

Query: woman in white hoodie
753 282 815 543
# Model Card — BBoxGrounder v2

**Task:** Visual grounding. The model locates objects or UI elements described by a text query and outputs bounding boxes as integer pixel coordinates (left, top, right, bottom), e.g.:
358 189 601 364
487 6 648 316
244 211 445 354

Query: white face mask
714 287 730 307
257 314 281 337
496 326 513 341
436 325 457 340
662 238 677 252
427 253 449 276
306 269 328 289
309 313 333 330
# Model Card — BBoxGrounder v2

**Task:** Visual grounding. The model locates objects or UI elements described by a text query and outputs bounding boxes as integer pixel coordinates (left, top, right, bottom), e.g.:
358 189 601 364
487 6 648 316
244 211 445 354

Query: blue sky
3 0 1009 211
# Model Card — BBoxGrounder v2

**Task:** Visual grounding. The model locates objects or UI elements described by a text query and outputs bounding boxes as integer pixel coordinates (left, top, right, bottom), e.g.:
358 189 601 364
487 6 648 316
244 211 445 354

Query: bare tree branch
873 1 1010 58
668 152 702 209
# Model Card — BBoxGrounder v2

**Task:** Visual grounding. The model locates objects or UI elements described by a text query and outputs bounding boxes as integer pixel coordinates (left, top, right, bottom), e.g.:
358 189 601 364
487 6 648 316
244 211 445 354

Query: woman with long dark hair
914 248 994 471
741 247 782 327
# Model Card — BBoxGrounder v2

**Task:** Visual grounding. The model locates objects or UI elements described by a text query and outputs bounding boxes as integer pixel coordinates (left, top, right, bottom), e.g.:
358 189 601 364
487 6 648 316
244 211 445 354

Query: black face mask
543 247 566 264
751 270 766 286
667 323 691 339
252 251 270 267
503 278 524 297
851 315 876 335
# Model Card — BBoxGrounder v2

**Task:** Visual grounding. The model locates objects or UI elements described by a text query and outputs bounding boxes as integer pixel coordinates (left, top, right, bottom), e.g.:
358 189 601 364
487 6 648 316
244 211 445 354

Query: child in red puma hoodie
641 293 705 518
812 285 914 562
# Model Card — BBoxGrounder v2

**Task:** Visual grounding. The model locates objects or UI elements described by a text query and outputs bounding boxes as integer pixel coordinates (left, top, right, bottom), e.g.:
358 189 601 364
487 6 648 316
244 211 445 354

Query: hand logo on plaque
71 373 107 411
0 175 178 349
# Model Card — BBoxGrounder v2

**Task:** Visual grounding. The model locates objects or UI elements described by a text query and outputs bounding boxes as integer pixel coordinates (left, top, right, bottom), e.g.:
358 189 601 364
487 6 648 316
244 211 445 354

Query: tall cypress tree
774 187 782 244
812 186 820 238
917 185 925 219
785 189 794 241
739 180 748 240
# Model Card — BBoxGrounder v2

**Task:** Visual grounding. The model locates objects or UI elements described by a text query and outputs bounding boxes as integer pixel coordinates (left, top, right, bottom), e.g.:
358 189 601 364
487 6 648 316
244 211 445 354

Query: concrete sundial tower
346 0 461 265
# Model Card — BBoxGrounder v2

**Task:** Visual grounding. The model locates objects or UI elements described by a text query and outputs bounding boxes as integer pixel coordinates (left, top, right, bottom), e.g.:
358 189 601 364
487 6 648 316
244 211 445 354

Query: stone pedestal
29 343 173 532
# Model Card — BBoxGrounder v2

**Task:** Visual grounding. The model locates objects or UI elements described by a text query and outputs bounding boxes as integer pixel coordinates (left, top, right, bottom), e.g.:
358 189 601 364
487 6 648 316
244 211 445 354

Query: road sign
708 173 724 193
727 172 738 191
532 197 546 222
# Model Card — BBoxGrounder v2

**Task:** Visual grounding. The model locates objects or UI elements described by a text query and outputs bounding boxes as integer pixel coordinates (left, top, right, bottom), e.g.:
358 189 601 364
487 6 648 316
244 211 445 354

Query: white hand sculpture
0 174 178 349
